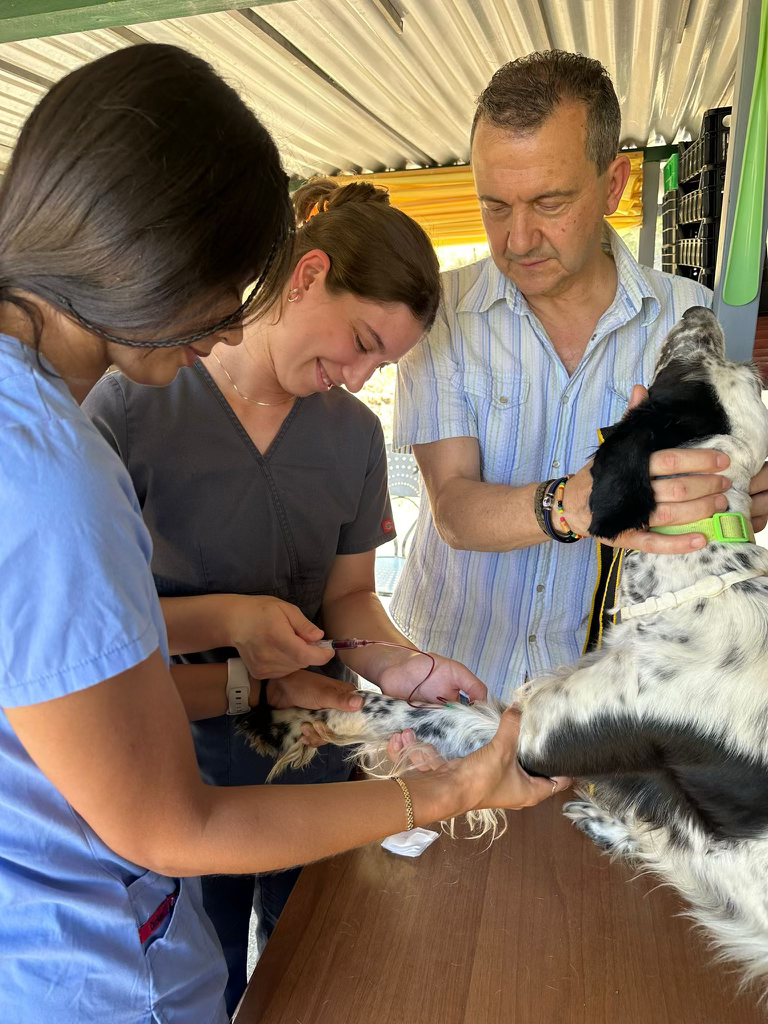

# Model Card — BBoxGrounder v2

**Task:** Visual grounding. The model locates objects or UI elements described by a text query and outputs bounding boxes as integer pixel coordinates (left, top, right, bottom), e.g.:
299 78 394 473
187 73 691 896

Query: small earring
287 288 299 303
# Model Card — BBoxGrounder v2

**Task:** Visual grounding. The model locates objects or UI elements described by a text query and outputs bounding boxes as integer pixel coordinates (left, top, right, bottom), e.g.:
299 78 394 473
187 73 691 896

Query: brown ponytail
291 178 440 330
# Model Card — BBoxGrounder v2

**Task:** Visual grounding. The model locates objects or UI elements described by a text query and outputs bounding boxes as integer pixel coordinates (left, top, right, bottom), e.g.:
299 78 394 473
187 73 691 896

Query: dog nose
682 305 715 322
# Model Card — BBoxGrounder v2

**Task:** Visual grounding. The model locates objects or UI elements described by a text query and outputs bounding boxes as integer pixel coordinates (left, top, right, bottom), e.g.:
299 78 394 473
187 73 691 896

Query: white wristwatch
226 657 251 716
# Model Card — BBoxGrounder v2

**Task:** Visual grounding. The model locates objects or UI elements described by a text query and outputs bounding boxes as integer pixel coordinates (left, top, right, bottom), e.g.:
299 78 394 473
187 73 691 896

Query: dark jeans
200 867 301 1017
191 714 351 1017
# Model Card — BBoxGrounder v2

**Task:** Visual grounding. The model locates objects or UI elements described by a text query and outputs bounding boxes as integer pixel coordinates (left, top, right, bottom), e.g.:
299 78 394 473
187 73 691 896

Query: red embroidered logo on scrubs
138 882 180 944
381 518 394 533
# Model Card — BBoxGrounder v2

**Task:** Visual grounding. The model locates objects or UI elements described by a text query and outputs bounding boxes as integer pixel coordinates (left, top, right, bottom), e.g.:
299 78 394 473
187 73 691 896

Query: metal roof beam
370 1 403 34
0 58 54 88
234 7 438 168
0 1 290 44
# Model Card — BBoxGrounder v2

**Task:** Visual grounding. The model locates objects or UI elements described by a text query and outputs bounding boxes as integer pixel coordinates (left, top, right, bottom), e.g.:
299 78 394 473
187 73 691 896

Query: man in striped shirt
392 51 767 700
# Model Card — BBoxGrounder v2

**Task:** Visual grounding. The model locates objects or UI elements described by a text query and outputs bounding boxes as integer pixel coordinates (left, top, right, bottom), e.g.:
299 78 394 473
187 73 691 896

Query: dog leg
562 796 641 855
514 659 692 861
237 691 505 781
516 652 636 759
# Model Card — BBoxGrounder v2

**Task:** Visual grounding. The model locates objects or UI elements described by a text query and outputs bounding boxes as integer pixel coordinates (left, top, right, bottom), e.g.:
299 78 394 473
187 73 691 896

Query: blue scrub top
0 335 228 1023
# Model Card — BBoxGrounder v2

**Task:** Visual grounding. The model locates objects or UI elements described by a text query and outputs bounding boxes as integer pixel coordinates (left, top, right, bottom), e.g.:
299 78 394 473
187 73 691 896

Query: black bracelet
534 479 556 536
540 477 564 541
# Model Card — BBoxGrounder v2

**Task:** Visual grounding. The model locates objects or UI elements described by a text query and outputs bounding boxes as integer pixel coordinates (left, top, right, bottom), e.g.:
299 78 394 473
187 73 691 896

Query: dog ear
588 409 657 540
589 373 730 541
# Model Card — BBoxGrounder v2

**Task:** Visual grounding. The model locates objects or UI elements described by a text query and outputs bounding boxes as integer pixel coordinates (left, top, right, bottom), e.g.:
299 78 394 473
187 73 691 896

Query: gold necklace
210 350 294 407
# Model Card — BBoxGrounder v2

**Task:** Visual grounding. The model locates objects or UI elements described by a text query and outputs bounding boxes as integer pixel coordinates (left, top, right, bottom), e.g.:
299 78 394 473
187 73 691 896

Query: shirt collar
457 222 660 328
457 256 509 314
603 222 660 328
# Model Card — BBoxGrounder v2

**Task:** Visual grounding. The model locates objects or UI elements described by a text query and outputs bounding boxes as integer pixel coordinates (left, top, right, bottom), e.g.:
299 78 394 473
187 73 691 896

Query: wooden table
235 794 765 1023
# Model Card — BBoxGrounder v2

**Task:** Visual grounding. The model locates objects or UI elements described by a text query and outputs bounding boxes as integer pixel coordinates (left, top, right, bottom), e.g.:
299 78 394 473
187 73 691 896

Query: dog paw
563 799 638 854
237 706 323 760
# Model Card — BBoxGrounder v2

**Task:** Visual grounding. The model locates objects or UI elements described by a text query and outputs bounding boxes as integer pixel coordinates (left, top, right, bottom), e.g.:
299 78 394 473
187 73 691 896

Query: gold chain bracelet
391 775 415 831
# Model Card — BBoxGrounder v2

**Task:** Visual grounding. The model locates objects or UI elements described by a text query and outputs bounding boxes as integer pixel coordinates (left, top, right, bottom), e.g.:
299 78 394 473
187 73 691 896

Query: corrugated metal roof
0 0 741 178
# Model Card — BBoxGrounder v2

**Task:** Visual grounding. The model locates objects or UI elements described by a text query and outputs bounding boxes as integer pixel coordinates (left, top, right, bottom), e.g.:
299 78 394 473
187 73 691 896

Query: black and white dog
241 306 768 986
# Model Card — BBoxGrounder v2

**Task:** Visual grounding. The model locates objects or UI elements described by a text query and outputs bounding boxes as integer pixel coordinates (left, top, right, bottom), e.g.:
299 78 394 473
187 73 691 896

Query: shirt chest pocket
453 370 530 482
455 369 529 414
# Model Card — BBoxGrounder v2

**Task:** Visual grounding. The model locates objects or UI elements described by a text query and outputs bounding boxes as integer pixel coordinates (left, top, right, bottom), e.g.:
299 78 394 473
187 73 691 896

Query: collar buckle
712 512 752 543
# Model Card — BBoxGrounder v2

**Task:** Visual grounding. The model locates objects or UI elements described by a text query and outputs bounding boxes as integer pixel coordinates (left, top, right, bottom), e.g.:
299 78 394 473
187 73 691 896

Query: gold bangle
391 775 415 831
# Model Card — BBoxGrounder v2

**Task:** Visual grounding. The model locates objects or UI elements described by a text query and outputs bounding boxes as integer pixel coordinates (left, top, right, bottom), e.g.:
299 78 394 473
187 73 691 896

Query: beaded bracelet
553 478 583 543
539 476 568 541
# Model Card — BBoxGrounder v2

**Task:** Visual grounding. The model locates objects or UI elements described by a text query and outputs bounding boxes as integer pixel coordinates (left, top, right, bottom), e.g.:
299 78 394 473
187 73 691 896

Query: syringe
309 638 375 650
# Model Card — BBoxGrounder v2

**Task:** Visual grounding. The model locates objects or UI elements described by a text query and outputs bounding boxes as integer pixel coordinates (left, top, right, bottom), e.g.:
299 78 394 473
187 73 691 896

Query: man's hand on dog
749 461 768 534
563 384 750 553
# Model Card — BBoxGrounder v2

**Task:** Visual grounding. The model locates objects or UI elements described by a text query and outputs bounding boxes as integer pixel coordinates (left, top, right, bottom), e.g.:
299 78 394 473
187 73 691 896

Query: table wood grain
235 794 765 1023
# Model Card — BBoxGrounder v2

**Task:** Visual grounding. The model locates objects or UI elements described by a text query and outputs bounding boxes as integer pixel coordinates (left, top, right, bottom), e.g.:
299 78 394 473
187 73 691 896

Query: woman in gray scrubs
84 179 487 1013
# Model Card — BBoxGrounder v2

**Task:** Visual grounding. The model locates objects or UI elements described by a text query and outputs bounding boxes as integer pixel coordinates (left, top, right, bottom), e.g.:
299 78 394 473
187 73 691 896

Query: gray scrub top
84 362 394 785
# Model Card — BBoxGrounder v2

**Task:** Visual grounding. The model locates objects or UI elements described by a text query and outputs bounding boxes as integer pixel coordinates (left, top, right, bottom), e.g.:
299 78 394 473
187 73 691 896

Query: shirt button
536 584 545 592
552 460 560 469
499 395 509 404
561 395 569 404
528 634 537 643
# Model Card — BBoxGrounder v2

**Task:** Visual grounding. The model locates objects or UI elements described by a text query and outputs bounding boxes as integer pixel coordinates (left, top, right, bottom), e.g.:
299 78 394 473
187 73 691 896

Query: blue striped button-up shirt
391 226 712 700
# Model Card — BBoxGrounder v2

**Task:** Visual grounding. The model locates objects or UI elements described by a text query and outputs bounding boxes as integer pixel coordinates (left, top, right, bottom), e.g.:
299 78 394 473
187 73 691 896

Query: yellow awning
610 151 644 231
336 151 644 248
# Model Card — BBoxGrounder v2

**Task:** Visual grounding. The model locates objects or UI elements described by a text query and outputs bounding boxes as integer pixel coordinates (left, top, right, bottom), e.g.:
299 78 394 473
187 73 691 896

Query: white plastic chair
375 446 420 597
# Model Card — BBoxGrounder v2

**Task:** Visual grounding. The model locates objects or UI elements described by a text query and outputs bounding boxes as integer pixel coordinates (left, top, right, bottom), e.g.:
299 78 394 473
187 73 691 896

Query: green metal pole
722 0 768 305
714 0 768 358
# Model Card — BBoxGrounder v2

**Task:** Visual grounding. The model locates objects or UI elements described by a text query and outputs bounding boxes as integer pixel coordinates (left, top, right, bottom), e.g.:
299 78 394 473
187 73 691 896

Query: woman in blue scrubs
0 43 567 1024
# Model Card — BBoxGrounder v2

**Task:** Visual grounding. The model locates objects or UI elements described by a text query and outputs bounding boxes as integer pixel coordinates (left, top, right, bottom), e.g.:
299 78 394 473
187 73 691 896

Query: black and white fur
240 306 768 988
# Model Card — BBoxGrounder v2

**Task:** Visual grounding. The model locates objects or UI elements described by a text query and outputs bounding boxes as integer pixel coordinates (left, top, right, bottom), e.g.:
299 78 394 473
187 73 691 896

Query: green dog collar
650 511 755 544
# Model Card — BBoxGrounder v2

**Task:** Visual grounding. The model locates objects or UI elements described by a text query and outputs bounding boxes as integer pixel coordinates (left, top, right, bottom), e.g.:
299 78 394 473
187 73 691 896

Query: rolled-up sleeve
393 305 476 451
337 416 394 555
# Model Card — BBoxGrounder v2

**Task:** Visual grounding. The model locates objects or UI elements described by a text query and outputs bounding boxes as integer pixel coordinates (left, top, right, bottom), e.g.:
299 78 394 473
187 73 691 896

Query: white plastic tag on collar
616 569 767 622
